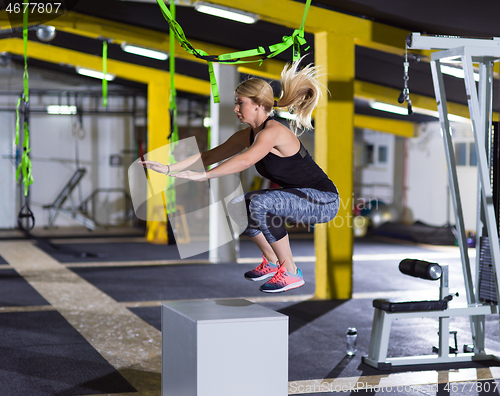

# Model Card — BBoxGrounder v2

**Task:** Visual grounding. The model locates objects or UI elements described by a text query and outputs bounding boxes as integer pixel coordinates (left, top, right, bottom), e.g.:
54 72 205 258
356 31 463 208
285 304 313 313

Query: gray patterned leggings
227 188 339 244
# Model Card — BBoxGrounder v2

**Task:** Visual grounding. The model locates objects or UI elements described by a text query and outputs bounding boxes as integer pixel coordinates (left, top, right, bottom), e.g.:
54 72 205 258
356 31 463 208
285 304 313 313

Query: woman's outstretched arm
172 126 277 181
140 127 250 174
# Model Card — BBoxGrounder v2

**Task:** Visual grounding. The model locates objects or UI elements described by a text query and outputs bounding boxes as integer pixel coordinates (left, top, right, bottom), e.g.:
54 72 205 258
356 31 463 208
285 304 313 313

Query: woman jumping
141 59 339 293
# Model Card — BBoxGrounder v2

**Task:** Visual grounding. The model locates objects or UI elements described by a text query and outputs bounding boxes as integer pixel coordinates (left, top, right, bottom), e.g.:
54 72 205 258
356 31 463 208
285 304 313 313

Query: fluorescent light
409 107 438 118
447 114 471 123
47 105 77 115
440 56 461 63
277 111 297 120
441 64 479 82
121 42 168 60
195 3 258 24
440 65 465 78
412 106 471 124
76 66 115 81
370 102 408 115
370 101 471 124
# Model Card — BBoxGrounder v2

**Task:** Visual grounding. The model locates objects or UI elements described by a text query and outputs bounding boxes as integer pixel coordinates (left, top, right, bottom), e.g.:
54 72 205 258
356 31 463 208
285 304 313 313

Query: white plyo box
161 299 288 396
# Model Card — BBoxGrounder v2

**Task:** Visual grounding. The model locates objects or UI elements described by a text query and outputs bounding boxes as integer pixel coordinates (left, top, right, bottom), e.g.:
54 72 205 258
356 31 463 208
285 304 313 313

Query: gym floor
1 228 500 395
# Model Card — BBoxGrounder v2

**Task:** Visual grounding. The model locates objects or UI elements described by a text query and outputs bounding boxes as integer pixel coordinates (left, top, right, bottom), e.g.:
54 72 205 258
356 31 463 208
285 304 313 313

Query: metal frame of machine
363 33 500 368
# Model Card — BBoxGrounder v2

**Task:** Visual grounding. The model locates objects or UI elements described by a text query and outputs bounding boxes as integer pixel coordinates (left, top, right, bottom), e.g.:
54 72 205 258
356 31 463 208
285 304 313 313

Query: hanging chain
398 45 413 115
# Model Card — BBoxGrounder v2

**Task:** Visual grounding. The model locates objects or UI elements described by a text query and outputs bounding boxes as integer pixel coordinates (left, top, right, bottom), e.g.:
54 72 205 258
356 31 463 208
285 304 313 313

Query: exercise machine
363 33 500 368
363 259 498 368
43 168 96 230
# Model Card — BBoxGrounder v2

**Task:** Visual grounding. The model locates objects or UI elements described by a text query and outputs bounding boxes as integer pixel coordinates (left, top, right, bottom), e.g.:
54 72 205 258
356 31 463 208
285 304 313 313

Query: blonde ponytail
276 57 322 135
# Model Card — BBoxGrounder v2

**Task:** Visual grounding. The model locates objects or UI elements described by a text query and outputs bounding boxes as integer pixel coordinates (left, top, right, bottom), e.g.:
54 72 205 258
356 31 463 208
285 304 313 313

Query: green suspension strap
15 0 33 197
156 0 312 103
102 40 108 107
15 0 35 231
168 0 179 145
166 0 178 216
294 0 311 61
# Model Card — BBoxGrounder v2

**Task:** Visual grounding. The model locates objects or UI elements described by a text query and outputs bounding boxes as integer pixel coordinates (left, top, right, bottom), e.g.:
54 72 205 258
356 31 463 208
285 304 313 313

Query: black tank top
250 118 338 193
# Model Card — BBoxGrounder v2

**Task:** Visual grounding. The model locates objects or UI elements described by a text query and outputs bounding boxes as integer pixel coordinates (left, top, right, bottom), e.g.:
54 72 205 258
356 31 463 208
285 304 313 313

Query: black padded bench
373 258 450 313
361 258 472 369
372 298 448 313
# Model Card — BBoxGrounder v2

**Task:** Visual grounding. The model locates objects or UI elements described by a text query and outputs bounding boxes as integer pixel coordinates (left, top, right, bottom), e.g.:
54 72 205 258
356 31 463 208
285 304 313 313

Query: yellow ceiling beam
202 1 437 61
354 114 415 137
354 37 434 60
1 38 480 123
0 5 429 78
0 1 416 56
205 0 408 50
1 37 210 96
1 7 481 118
0 1 422 73
0 10 286 80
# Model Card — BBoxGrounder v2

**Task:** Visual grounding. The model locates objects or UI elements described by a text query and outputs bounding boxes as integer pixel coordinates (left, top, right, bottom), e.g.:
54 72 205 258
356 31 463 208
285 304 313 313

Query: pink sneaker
260 263 305 293
244 255 278 282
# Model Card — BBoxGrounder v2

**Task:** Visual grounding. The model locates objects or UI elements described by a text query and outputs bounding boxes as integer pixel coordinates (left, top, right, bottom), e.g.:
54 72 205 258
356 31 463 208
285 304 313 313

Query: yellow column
147 79 171 158
146 79 171 243
314 32 355 300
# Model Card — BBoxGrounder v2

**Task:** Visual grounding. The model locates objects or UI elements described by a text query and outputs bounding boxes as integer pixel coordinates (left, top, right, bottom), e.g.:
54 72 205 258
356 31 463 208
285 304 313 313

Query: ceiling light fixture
440 64 480 82
76 66 115 81
412 106 471 124
194 3 258 24
120 42 168 60
370 101 471 124
370 102 408 116
46 105 77 115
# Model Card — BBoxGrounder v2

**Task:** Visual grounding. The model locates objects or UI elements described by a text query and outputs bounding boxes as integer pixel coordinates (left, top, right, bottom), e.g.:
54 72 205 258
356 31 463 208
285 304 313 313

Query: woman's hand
139 160 169 174
170 170 208 182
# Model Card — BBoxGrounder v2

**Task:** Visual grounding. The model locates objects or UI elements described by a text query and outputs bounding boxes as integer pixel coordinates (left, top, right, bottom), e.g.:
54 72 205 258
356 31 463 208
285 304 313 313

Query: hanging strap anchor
17 202 35 231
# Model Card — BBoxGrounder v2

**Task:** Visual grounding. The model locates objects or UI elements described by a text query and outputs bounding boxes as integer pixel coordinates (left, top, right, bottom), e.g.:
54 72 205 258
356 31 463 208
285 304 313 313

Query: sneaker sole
260 280 305 293
245 272 277 282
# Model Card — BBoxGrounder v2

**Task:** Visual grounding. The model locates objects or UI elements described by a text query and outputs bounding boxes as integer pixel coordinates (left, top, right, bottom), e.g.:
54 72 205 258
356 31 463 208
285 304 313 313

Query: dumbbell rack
364 34 500 369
